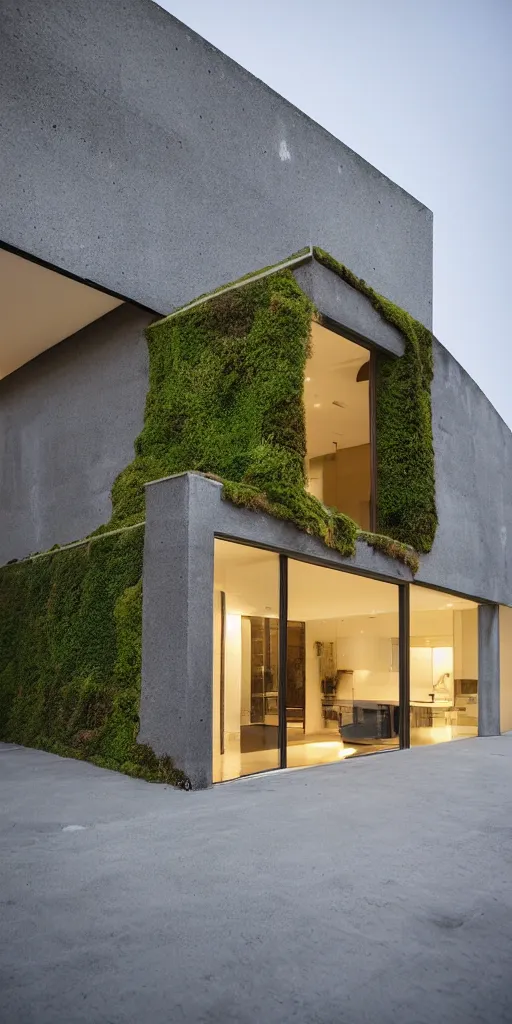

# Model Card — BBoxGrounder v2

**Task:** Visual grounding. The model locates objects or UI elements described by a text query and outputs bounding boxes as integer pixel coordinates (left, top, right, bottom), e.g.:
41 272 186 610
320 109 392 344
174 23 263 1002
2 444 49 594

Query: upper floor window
304 321 371 529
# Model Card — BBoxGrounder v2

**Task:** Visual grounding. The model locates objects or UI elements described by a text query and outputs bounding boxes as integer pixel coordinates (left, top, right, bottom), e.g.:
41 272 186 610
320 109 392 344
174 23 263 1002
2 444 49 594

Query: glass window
287 560 400 768
213 540 280 781
305 321 371 529
410 586 478 745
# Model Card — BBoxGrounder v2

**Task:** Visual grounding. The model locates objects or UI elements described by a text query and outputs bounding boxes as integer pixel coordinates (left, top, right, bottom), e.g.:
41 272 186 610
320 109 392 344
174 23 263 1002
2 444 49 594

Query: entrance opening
410 585 478 745
305 321 371 529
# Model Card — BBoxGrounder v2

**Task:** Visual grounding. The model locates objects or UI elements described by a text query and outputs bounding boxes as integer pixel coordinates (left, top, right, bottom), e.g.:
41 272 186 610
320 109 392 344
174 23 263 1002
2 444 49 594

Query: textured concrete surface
479 604 501 736
139 473 414 784
293 260 405 356
417 339 512 605
140 474 217 789
0 304 151 564
1 738 512 1024
0 0 432 326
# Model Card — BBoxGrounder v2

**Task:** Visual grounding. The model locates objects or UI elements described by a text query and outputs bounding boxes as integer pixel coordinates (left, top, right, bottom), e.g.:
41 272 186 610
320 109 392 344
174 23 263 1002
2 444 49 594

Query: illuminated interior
305 321 371 529
213 540 400 782
410 585 478 745
213 543 480 782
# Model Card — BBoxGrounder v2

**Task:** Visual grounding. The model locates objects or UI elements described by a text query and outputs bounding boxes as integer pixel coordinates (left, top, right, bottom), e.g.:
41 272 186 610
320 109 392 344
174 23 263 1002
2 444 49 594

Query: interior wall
320 444 371 529
499 605 512 733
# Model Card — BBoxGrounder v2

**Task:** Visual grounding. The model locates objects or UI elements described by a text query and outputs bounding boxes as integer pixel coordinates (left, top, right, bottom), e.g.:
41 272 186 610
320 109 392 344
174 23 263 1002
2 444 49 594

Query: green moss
313 248 437 552
106 251 435 558
0 529 189 787
357 531 419 575
0 247 435 784
106 269 359 556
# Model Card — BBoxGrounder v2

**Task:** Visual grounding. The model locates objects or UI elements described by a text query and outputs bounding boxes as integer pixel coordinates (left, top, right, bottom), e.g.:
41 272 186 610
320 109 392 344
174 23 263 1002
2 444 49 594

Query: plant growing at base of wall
0 529 189 788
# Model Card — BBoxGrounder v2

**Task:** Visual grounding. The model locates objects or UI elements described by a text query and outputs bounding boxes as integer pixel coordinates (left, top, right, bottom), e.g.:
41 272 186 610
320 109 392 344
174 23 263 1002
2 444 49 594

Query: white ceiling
305 321 369 457
0 249 123 378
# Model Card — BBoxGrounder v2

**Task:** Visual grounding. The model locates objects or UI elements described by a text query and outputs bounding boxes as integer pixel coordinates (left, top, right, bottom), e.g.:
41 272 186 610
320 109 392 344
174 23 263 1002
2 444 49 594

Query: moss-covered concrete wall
0 251 436 779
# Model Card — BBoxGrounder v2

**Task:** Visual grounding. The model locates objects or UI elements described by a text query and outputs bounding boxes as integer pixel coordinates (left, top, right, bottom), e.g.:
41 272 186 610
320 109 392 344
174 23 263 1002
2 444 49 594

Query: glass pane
287 560 400 767
213 540 280 781
304 321 371 529
410 587 478 745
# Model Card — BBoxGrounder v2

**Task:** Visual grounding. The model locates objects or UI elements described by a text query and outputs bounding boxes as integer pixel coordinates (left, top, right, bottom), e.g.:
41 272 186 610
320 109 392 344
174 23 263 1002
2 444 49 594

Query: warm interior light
313 402 321 409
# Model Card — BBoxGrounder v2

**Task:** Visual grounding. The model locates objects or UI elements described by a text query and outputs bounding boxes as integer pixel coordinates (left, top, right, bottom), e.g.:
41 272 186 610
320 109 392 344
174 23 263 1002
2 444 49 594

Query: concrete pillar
139 472 222 789
478 603 500 737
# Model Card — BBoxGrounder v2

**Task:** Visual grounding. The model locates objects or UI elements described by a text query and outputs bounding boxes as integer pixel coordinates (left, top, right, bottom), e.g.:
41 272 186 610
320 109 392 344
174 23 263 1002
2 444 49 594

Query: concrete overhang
0 247 124 378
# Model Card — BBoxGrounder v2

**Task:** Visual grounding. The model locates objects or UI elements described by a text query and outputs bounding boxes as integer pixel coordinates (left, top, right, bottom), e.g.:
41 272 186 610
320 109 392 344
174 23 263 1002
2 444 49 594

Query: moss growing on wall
0 248 435 782
105 251 435 560
313 248 437 552
0 528 188 786
106 270 358 557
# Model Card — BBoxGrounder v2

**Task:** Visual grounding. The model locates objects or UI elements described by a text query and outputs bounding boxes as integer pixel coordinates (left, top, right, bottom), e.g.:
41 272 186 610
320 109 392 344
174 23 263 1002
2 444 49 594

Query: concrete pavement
1 738 512 1023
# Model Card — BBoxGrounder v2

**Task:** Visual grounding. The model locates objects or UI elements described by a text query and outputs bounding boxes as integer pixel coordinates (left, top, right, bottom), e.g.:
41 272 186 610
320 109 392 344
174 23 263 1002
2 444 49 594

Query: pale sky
155 0 511 427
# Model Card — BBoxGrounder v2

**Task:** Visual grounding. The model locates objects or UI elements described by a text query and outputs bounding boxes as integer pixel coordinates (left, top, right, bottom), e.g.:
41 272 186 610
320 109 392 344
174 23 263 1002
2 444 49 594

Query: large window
213 541 401 781
410 586 478 745
287 559 400 768
213 545 483 782
305 321 371 529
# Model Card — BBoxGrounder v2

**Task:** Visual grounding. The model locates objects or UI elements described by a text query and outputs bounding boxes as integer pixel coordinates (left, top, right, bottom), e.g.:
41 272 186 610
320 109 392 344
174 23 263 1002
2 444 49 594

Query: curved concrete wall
417 339 512 605
0 304 151 564
0 0 432 326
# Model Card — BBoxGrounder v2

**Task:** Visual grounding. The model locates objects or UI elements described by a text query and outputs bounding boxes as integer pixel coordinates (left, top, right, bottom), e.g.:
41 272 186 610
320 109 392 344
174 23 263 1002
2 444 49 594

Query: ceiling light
305 376 311 382
313 402 321 409
446 602 453 608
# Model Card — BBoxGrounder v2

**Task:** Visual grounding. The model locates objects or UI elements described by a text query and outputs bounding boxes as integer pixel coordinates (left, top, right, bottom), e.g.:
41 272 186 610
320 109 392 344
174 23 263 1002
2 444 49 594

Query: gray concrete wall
139 472 413 787
0 304 152 564
478 604 501 736
1 0 432 327
140 474 218 789
416 338 512 606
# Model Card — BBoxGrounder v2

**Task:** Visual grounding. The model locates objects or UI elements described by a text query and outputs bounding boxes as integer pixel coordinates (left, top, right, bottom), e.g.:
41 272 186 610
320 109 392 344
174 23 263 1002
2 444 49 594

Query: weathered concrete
0 0 432 326
139 474 218 789
478 604 501 736
0 303 152 564
293 260 405 356
139 473 415 787
417 339 512 605
1 738 512 1023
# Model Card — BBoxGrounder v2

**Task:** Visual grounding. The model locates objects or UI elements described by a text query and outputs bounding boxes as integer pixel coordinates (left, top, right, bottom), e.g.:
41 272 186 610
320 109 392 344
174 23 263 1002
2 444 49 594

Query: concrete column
139 472 222 789
478 603 500 737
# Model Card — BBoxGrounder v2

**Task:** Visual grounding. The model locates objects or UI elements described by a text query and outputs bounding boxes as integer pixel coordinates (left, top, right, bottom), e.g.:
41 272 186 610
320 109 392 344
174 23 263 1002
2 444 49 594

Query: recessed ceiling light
446 602 453 608
313 402 321 408
305 376 311 382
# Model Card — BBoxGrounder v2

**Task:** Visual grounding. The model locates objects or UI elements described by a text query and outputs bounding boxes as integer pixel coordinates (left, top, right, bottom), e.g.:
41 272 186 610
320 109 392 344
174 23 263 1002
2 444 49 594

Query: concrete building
1 0 511 789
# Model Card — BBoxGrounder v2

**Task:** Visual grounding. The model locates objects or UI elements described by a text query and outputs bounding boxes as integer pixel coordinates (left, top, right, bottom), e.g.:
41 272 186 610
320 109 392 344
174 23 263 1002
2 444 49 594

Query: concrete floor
1 739 512 1024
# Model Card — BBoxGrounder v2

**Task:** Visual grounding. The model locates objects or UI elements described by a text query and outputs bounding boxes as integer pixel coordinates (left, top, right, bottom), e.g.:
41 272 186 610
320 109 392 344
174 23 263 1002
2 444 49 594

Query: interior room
304 321 371 529
213 543 480 782
410 585 478 745
213 541 401 782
